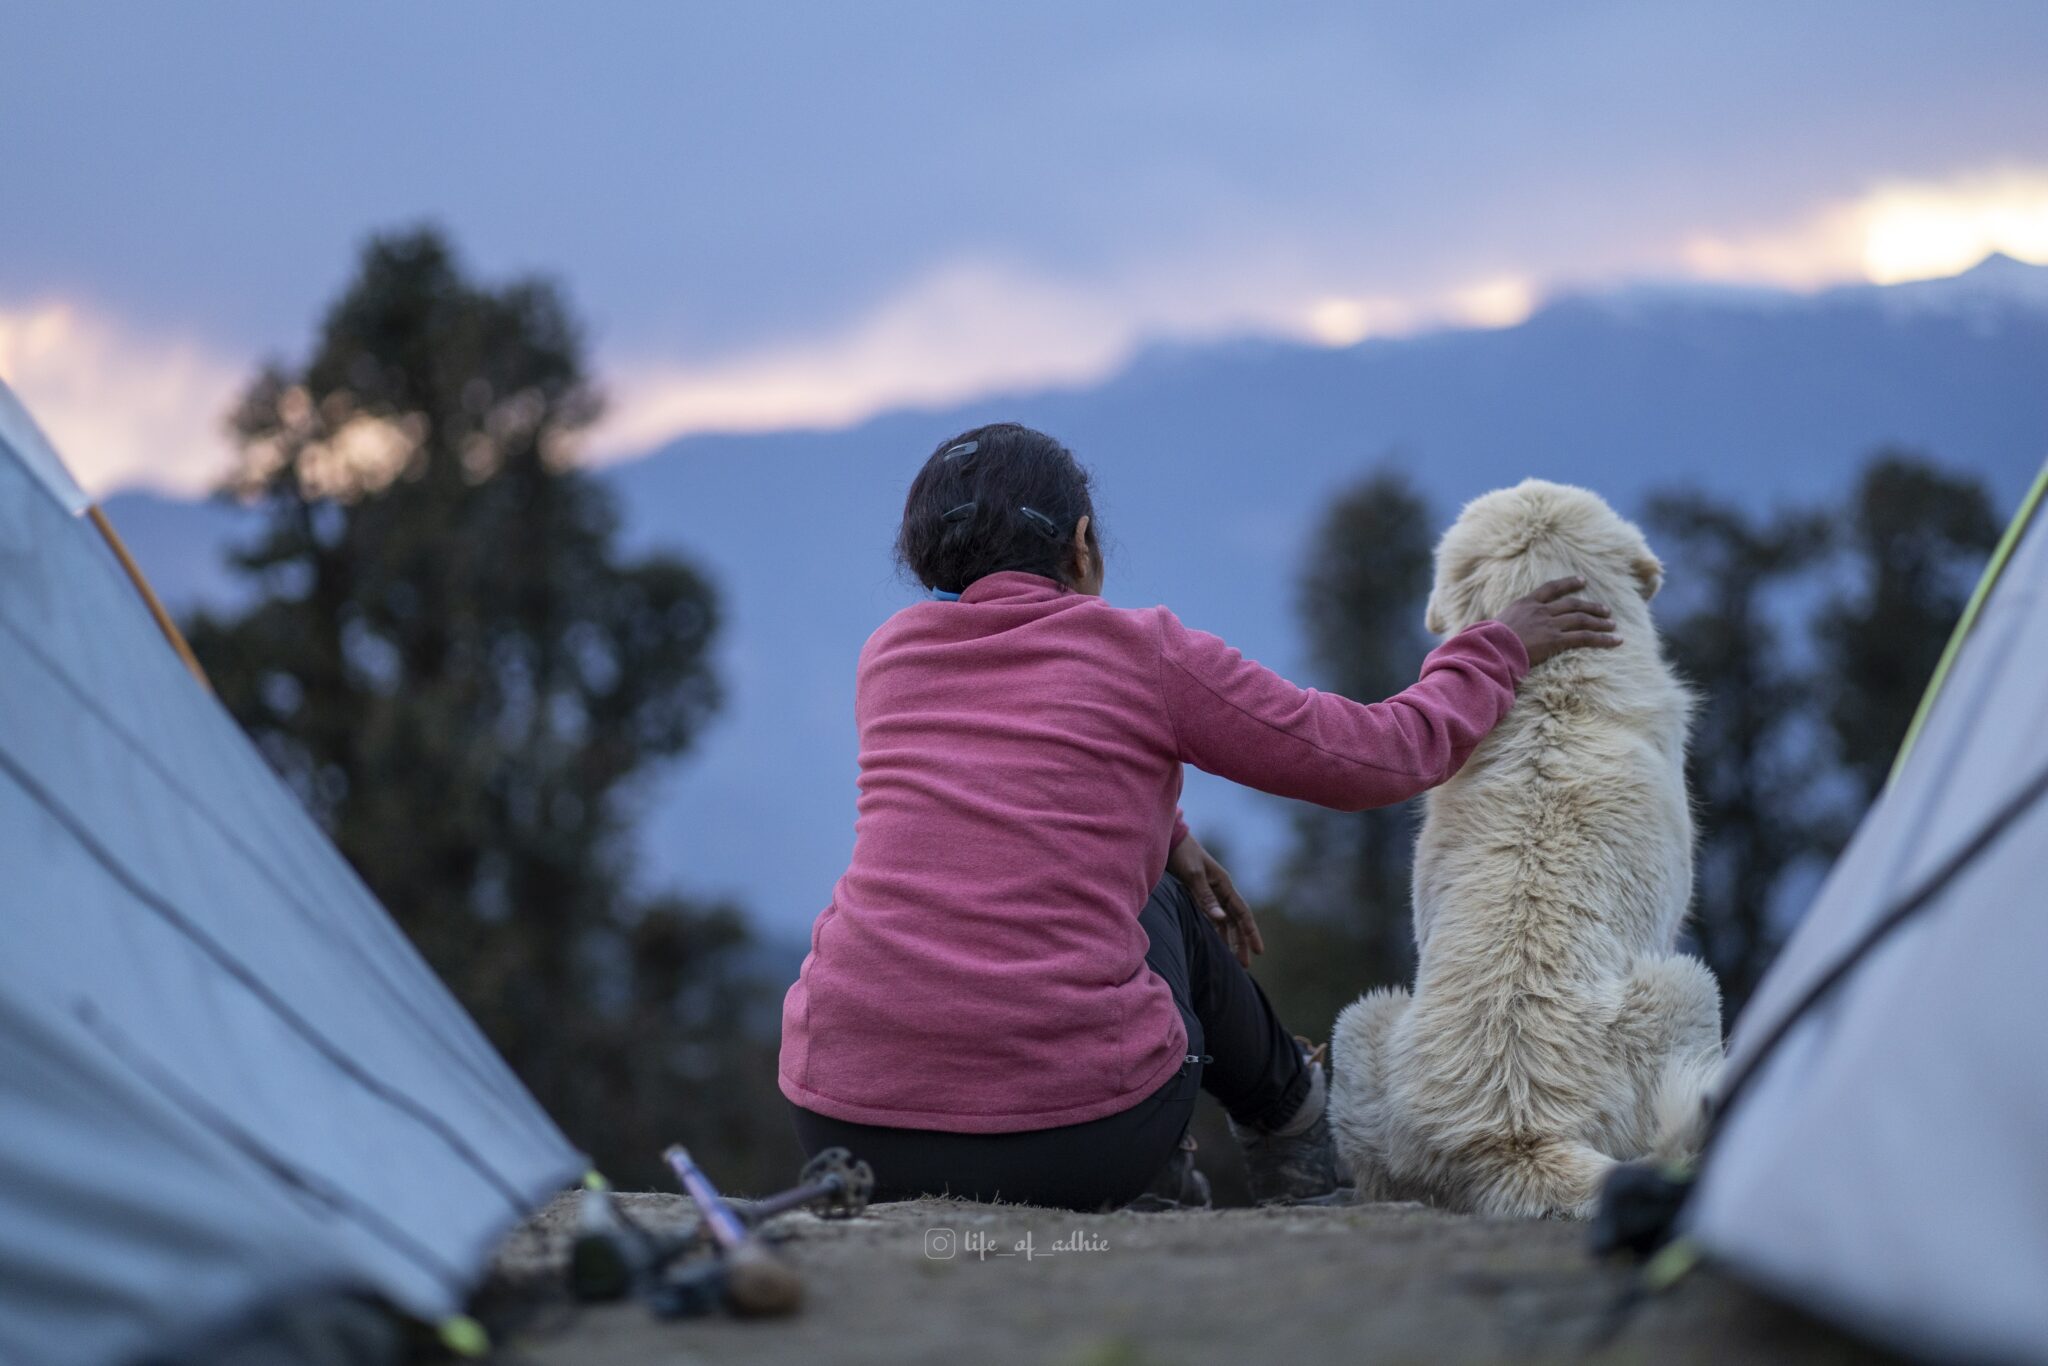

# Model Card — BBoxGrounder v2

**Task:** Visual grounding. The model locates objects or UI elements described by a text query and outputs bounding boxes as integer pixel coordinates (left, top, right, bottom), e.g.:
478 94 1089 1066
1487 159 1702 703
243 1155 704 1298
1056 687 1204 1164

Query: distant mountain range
109 254 2048 945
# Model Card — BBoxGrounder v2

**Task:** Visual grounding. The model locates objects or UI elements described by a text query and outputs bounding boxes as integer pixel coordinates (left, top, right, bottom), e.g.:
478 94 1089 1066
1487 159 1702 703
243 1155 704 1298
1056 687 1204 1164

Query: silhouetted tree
187 228 786 1191
1816 452 1999 805
1255 467 1436 1038
1646 491 1832 1018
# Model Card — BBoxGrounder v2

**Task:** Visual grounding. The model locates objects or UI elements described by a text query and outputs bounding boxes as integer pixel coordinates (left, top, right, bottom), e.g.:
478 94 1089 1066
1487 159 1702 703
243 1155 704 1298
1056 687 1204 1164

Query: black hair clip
941 501 976 523
1018 506 1060 538
943 440 979 461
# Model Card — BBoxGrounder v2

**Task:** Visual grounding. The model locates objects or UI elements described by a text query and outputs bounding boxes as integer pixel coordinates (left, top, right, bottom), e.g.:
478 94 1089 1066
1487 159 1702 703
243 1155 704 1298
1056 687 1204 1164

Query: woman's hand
1496 576 1621 667
1168 833 1263 967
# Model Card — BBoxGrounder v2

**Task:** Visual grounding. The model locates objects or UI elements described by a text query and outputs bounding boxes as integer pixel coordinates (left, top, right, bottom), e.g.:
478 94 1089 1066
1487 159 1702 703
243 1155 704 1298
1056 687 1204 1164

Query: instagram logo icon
924 1227 958 1260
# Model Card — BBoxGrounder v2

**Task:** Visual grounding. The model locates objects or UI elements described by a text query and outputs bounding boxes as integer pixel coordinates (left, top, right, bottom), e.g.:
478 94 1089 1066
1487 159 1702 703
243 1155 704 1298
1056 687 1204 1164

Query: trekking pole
662 1145 804 1316
738 1147 874 1224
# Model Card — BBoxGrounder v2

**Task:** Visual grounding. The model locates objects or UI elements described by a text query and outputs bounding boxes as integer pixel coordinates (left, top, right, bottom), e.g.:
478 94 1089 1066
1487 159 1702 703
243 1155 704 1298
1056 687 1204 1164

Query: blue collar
926 587 962 602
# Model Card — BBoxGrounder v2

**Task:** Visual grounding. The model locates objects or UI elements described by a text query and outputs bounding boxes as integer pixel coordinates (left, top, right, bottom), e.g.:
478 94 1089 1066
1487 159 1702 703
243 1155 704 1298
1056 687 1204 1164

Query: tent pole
1886 455 2048 787
86 504 214 693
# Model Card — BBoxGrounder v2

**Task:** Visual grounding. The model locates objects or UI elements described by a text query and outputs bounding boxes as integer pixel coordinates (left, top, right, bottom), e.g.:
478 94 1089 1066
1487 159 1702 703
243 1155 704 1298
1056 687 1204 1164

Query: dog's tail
1646 1045 1723 1166
1466 1135 1616 1220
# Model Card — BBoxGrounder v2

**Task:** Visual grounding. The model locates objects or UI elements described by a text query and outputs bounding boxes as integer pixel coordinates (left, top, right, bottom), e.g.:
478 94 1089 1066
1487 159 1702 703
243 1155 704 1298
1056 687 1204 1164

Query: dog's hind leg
1613 954 1723 1162
1330 986 1411 1201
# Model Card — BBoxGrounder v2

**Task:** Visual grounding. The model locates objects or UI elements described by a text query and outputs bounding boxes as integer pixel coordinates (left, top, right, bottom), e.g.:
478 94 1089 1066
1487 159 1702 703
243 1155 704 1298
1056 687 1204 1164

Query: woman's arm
1154 578 1613 811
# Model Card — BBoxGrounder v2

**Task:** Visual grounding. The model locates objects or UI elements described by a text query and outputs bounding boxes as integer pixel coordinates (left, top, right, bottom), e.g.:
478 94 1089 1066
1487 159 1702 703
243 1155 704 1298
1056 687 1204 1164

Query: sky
5 2 2048 494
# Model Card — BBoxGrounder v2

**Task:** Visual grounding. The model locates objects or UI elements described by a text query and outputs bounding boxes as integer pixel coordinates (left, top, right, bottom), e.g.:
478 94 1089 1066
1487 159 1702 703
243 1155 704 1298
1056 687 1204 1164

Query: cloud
15 164 2048 493
591 261 1135 458
1680 167 2048 289
0 300 243 499
1858 170 2048 283
1302 277 1537 349
591 259 1542 461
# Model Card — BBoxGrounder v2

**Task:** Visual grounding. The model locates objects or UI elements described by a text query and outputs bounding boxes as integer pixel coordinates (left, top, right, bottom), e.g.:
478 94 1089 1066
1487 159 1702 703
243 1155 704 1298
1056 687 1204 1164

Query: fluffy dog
1329 479 1722 1219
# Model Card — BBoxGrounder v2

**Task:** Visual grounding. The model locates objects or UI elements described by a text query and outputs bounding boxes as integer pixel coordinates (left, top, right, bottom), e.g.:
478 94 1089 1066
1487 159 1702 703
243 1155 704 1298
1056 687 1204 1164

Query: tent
0 378 582 1363
1684 456 2048 1363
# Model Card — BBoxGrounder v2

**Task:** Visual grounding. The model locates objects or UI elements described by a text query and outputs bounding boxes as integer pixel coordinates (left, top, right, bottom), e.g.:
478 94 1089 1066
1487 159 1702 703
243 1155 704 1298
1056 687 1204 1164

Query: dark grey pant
789 874 1309 1210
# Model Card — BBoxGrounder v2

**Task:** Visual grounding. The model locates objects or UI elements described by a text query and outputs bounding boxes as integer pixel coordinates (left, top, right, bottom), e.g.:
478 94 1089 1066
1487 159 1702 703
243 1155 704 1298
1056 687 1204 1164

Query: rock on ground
491 1193 1899 1366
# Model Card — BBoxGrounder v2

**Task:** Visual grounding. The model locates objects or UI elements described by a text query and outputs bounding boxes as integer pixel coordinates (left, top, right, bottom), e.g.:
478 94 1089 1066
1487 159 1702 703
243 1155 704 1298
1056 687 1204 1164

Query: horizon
15 247 2048 508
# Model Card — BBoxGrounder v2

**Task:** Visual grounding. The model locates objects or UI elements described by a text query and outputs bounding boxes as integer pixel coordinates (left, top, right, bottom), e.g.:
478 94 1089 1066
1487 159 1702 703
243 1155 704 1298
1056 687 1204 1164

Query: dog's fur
1329 479 1723 1219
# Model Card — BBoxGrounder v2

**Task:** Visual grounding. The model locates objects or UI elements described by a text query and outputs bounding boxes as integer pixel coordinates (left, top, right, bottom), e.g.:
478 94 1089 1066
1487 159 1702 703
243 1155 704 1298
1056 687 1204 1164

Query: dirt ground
488 1192 1902 1366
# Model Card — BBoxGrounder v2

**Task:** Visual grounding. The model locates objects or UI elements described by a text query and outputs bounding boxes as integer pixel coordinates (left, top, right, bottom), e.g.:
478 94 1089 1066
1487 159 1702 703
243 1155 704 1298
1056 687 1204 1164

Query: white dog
1329 479 1723 1219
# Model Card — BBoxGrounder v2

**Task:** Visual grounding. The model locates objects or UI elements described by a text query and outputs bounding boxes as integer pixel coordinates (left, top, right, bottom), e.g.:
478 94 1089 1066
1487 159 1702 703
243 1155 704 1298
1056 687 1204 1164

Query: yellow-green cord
1642 1237 1703 1293
1887 456 2048 787
434 1175 604 1358
438 1315 490 1358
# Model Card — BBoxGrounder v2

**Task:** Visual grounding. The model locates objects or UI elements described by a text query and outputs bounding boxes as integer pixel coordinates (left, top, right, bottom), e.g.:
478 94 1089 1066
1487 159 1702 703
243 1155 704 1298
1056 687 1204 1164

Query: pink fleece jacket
778 571 1530 1132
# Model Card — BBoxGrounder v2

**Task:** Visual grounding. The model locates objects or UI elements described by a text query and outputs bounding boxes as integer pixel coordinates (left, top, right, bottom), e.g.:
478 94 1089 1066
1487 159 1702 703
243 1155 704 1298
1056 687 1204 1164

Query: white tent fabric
1686 461 2048 1364
0 382 582 1365
0 378 88 514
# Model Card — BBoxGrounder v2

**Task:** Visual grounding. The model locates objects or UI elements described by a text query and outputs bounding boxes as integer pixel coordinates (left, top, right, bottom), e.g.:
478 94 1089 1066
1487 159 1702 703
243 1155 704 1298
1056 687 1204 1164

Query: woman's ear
1070 514 1095 585
1631 549 1664 601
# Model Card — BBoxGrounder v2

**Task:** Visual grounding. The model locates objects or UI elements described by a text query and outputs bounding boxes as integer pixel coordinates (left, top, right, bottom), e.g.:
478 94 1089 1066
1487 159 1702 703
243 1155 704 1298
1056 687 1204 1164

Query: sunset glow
1859 172 2048 283
0 301 241 497
6 171 2046 499
1682 169 2048 289
1303 276 1534 349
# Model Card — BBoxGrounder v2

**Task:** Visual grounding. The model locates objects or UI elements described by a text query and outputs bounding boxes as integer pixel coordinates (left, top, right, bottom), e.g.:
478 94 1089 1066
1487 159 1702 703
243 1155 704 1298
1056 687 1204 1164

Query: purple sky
5 2 2048 490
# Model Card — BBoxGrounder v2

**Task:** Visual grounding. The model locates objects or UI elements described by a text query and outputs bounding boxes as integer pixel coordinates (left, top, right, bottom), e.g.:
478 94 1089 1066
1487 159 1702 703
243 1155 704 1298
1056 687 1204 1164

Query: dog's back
1331 481 1721 1218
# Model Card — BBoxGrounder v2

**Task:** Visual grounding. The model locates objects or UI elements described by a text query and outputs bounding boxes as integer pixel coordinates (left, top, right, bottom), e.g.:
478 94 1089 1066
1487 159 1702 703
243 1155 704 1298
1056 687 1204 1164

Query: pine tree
187 228 783 1190
1255 466 1436 1036
1645 491 1831 1017
1816 452 1999 804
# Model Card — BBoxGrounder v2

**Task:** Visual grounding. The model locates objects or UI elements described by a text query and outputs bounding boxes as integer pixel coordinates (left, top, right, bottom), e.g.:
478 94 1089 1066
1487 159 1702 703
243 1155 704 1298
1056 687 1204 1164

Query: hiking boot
1230 1040 1345 1205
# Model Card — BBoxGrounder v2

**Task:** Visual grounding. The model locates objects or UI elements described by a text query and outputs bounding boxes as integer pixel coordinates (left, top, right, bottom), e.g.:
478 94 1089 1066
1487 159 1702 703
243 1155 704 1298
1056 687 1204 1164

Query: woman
779 423 1619 1209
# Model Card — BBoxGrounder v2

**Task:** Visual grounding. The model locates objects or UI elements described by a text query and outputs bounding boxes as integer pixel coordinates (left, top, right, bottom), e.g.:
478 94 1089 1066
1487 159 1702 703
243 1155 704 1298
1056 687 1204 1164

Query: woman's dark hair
895 422 1099 594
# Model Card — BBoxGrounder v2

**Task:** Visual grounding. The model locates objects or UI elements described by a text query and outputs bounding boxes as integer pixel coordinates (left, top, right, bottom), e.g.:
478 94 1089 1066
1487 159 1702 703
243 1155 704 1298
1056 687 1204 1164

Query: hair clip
941 501 976 523
1018 506 1060 538
943 440 979 461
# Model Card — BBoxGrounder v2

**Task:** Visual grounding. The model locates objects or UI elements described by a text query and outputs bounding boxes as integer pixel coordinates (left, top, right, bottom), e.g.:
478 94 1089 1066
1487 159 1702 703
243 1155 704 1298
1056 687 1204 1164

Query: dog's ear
1425 589 1451 635
1631 549 1664 601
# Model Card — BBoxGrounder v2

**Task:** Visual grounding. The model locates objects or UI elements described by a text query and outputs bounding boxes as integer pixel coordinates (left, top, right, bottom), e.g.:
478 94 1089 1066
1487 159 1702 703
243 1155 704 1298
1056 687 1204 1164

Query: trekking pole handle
662 1145 751 1252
